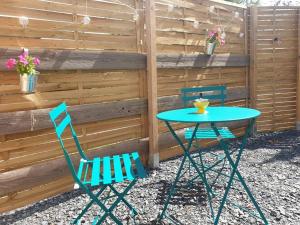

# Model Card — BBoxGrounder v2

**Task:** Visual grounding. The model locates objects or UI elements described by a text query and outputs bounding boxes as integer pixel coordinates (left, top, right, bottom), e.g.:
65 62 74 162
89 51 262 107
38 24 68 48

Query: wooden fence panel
250 6 298 132
0 0 253 213
0 0 139 52
155 0 248 159
0 0 148 212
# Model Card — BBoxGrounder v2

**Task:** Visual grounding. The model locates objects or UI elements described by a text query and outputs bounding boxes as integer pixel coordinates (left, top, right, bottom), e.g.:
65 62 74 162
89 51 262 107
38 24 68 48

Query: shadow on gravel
156 180 207 206
247 130 300 166
0 189 85 224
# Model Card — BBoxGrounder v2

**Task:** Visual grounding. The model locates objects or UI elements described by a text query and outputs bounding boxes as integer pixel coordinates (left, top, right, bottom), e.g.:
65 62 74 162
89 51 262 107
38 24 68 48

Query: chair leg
108 184 138 216
82 186 122 225
73 186 107 224
96 179 138 225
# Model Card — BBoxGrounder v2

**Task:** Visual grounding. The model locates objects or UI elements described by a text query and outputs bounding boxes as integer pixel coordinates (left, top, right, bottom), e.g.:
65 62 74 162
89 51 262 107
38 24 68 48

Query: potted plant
206 30 225 55
6 49 40 93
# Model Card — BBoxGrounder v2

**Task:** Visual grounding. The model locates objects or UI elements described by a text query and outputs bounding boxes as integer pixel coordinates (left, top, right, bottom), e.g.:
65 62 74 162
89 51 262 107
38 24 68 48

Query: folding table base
158 119 269 225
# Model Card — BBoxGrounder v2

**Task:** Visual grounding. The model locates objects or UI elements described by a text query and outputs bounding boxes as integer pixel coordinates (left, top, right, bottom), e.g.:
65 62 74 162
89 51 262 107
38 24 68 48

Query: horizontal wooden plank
158 87 248 111
157 54 249 68
0 138 148 197
0 99 147 136
0 117 247 197
0 86 247 136
0 48 146 70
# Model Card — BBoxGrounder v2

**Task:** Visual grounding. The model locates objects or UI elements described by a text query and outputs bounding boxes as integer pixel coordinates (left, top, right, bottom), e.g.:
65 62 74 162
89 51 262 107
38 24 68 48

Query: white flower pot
206 42 217 55
20 73 39 93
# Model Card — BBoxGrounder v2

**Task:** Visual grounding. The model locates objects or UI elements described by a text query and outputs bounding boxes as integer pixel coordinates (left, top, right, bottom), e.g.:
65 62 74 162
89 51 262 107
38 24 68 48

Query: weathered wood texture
0 119 246 198
0 49 147 70
0 49 248 70
0 0 249 213
155 0 246 54
146 0 159 167
157 54 249 68
251 6 298 132
0 0 141 52
297 9 300 130
0 99 147 135
0 87 247 136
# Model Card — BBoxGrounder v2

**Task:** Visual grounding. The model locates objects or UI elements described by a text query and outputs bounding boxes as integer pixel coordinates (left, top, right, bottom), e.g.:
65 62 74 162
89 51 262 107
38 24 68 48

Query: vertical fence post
249 6 258 134
145 0 159 168
297 9 300 130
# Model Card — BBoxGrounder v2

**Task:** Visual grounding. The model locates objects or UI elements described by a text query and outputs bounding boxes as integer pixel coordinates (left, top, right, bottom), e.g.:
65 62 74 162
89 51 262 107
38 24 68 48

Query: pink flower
208 31 216 37
221 39 225 46
18 55 28 65
6 58 16 69
22 48 29 57
33 57 40 66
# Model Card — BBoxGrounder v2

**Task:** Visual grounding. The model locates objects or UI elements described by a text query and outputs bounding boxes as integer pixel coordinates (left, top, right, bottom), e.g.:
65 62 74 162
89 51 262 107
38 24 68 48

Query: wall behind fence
249 6 299 132
0 0 250 212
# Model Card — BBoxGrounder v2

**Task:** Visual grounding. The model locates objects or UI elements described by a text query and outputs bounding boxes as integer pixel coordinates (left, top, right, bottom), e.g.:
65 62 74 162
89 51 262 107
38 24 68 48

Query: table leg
211 119 268 225
159 122 215 222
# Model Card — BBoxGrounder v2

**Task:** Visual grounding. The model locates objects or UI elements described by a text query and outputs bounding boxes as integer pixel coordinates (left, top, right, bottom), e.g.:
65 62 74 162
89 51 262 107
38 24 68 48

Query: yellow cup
193 100 209 114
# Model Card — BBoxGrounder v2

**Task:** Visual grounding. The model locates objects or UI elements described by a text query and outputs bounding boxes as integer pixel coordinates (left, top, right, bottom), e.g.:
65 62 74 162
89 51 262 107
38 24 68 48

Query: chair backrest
181 85 227 107
49 102 88 180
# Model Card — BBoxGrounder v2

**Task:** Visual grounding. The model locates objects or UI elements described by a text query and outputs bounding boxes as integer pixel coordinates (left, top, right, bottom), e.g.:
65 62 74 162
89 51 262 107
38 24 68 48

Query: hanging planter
206 42 217 55
19 72 39 93
205 30 226 55
6 49 41 94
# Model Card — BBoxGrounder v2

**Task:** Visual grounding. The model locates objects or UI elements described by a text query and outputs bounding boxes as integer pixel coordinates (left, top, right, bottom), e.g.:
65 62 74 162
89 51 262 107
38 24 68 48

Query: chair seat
76 151 146 187
185 127 235 139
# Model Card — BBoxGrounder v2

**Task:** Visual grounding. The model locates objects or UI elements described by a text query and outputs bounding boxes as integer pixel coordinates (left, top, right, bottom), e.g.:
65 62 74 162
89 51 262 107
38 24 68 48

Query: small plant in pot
6 49 40 93
206 30 225 55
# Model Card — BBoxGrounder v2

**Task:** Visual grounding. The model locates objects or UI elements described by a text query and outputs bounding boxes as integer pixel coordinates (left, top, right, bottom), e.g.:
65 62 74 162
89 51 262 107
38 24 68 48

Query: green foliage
16 56 36 75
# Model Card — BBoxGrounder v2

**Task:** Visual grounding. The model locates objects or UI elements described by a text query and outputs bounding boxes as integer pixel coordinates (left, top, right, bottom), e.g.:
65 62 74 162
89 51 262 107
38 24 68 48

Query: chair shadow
156 180 207 207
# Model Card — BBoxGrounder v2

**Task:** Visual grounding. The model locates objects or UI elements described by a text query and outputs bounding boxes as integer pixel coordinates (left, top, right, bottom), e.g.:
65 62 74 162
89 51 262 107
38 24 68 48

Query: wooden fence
249 6 300 132
0 0 298 213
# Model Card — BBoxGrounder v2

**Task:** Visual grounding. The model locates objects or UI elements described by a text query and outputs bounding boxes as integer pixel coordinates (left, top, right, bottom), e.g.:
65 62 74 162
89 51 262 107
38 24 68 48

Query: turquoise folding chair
49 102 147 225
181 86 235 140
181 86 235 186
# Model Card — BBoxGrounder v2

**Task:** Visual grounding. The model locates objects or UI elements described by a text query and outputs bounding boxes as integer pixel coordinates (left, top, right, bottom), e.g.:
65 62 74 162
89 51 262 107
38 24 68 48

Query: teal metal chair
181 86 235 186
181 85 235 140
49 102 147 225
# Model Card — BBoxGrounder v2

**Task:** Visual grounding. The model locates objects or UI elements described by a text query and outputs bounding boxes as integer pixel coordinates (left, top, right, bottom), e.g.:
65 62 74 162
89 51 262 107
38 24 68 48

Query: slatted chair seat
184 127 235 140
181 86 234 141
76 152 147 187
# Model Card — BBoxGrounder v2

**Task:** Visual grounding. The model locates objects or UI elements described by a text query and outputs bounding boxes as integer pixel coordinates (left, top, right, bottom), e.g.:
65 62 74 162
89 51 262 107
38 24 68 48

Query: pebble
0 130 300 225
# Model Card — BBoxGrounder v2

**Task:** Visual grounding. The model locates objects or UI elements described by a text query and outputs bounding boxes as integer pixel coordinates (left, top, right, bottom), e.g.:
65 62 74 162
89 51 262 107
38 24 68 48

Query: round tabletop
156 106 261 123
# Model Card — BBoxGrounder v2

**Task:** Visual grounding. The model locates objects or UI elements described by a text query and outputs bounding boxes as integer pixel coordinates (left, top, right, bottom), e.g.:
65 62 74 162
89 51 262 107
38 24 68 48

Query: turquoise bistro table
157 106 268 225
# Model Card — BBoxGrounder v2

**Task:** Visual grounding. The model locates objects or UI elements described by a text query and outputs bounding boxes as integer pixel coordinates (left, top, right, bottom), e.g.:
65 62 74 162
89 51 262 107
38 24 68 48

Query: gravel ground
1 130 300 225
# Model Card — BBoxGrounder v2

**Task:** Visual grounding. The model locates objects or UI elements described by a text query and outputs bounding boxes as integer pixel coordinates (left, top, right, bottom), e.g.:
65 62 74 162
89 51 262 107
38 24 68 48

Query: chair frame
49 102 146 225
180 85 234 188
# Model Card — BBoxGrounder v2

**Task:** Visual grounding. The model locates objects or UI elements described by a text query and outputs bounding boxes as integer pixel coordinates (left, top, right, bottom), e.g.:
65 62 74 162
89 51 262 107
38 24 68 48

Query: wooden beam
0 48 146 70
145 0 159 168
297 9 300 130
157 54 249 68
0 87 247 136
244 8 250 107
249 6 258 109
0 99 147 136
